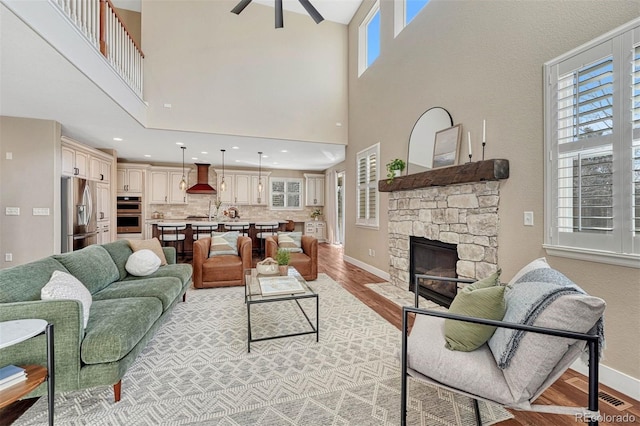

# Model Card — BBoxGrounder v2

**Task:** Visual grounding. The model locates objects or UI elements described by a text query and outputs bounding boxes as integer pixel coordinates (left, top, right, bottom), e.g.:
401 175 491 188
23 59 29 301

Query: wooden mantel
378 159 509 192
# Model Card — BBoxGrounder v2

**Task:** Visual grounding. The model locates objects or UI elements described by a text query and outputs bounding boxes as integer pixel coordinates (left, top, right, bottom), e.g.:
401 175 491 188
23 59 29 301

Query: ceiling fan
231 0 324 28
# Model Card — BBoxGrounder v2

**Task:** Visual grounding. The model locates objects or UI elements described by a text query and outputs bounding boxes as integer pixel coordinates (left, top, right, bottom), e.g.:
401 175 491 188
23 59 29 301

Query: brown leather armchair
265 235 318 281
193 236 252 288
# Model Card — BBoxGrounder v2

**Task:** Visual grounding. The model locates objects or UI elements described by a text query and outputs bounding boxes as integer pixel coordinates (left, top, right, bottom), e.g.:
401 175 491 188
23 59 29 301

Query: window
358 1 380 76
544 19 640 268
269 178 302 210
356 144 379 227
394 0 429 37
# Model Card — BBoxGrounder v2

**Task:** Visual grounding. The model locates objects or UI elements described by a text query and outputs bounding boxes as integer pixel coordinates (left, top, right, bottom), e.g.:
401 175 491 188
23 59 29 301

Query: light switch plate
33 208 50 216
5 207 20 215
524 211 534 226
5 152 12 160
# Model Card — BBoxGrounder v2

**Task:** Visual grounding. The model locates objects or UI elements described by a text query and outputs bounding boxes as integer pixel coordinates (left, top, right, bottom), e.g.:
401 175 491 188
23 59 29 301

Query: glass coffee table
244 267 319 352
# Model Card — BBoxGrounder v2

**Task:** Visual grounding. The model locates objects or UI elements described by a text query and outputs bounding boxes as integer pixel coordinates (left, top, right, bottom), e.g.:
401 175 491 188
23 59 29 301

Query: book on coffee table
258 276 305 297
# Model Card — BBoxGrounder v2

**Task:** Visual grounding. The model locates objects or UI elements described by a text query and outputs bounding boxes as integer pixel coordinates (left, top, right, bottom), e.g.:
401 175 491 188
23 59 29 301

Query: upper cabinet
216 169 271 205
148 167 188 204
62 137 112 183
117 167 144 195
304 174 325 206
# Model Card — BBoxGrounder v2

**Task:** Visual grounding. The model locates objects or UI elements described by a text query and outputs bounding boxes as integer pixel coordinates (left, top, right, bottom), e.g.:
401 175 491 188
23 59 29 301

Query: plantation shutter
356 144 379 227
632 42 640 236
550 42 618 252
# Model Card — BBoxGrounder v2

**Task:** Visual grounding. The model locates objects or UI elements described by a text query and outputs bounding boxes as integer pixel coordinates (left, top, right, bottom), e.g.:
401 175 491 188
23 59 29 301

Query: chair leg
113 380 121 402
472 398 482 426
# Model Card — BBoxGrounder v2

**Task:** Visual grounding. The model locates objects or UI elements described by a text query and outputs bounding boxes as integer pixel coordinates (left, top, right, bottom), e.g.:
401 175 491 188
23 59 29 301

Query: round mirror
407 107 453 174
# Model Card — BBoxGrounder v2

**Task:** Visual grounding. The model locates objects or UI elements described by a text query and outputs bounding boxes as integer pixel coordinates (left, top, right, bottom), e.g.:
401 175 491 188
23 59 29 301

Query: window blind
356 144 379 227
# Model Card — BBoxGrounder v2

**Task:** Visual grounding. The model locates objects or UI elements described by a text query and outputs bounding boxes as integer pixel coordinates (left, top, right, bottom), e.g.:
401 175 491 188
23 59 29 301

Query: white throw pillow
41 270 92 329
125 249 161 277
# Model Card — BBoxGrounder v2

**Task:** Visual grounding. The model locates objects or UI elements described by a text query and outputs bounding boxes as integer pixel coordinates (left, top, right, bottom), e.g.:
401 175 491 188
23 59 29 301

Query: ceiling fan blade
231 0 253 15
298 0 324 24
275 0 283 28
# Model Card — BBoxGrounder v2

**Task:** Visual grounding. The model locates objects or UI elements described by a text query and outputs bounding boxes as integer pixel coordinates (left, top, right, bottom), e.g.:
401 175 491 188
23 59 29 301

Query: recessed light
262 155 269 158
336 122 343 127
273 162 279 165
201 151 208 154
191 157 198 160
281 150 288 153
113 137 123 141
144 154 151 158
232 146 240 150
176 142 184 145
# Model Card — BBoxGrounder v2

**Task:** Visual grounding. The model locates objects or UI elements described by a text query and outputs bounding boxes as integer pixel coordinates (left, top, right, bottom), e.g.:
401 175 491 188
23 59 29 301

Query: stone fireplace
379 159 509 302
387 180 502 297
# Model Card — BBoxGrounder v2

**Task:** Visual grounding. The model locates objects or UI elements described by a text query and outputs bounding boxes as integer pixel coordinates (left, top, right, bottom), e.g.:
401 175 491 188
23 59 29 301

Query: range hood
186 163 217 194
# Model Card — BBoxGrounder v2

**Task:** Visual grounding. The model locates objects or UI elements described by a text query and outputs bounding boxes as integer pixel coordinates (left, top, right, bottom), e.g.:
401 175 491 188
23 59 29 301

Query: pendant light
179 147 187 191
220 149 226 192
257 151 263 194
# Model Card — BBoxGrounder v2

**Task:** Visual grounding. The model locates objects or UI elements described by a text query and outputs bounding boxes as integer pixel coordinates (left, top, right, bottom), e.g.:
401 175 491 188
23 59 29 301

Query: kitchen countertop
146 218 292 225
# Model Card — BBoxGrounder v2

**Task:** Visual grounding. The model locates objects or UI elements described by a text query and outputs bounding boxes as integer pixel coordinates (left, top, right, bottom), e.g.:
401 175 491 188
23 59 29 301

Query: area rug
15 274 513 425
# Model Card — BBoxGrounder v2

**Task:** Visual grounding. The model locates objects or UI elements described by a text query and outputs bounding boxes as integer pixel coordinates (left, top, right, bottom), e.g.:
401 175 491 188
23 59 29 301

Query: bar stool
191 222 219 241
254 221 279 257
157 222 187 259
223 221 250 236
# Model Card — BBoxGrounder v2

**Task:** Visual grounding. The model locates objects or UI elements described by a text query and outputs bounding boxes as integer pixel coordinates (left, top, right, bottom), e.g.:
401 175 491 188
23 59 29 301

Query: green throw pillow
444 270 505 352
209 231 239 256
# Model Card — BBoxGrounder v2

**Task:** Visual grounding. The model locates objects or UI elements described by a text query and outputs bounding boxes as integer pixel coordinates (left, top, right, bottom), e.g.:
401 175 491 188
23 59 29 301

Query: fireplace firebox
409 237 458 307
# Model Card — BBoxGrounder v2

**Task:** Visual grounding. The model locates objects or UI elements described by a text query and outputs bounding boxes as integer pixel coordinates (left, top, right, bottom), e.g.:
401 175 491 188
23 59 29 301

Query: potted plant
276 248 290 276
386 158 406 182
311 208 322 221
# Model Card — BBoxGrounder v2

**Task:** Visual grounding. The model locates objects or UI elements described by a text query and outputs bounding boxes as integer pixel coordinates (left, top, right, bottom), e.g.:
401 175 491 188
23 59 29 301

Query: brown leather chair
193 236 252 288
265 235 318 281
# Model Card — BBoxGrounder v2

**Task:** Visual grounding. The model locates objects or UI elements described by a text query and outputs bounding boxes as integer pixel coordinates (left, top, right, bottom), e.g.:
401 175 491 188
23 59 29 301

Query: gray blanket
489 268 605 369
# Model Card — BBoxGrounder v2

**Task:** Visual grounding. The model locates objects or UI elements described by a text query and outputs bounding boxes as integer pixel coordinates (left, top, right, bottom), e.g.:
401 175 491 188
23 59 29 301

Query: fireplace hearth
410 237 458 307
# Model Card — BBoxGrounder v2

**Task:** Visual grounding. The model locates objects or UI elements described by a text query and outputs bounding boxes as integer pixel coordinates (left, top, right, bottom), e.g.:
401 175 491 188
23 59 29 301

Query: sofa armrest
301 235 318 279
0 300 84 391
192 238 211 288
163 246 176 264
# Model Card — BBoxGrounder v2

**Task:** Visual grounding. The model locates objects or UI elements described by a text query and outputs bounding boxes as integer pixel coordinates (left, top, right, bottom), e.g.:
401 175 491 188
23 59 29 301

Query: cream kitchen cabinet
251 173 271 205
217 171 251 205
117 167 144 195
304 220 326 243
304 174 325 206
149 168 187 204
61 144 89 178
96 183 111 222
90 156 111 183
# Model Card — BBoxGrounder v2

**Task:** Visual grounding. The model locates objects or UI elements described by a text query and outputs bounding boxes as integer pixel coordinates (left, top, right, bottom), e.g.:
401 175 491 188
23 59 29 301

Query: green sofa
0 240 192 402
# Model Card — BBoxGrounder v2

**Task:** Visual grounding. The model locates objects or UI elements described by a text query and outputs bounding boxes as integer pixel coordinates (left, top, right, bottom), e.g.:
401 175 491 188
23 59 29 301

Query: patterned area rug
16 274 513 425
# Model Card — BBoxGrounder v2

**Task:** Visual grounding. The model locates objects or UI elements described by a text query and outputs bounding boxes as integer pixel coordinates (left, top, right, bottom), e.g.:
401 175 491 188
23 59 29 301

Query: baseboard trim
570 361 640 401
343 255 390 281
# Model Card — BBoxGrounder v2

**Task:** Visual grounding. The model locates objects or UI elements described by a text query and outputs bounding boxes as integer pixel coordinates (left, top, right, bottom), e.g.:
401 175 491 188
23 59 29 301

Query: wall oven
117 196 142 234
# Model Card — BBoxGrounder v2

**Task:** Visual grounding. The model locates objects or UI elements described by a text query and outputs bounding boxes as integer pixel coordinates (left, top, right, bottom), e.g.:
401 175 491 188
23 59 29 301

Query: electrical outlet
524 211 534 226
5 253 13 262
5 207 20 216
5 152 12 160
371 249 375 257
33 208 50 216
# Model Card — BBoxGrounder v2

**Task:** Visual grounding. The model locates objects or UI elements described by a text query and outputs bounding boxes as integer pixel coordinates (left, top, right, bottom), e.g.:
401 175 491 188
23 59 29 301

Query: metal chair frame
157 222 187 258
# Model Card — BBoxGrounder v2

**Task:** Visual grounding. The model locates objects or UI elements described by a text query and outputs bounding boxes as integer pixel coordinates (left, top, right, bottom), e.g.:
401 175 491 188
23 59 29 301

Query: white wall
142 0 348 146
345 0 640 382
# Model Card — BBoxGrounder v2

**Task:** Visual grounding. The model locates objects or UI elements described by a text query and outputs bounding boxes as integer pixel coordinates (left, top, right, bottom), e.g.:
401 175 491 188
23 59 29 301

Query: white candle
467 131 472 156
483 120 486 143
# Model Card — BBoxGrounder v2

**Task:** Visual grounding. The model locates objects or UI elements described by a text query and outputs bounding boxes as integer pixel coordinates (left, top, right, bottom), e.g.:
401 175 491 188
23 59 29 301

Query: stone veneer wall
388 181 501 291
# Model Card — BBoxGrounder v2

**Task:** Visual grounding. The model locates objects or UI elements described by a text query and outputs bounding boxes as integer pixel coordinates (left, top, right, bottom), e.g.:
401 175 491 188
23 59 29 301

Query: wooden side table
0 319 54 426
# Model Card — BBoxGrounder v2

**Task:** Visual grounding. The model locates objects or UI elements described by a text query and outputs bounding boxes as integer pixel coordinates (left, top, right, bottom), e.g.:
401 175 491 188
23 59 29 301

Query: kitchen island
149 219 303 258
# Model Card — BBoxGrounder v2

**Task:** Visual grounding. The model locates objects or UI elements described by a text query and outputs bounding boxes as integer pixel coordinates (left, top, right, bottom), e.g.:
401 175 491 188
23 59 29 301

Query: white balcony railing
51 0 144 97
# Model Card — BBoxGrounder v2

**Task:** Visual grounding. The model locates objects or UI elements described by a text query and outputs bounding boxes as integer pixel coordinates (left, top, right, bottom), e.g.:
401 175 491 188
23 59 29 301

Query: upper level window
270 178 302 210
543 19 640 268
358 1 380 76
394 0 429 37
356 143 379 227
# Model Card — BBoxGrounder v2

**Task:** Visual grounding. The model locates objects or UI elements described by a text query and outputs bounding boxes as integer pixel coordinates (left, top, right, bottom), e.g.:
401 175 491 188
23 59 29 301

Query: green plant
386 158 406 182
275 248 290 266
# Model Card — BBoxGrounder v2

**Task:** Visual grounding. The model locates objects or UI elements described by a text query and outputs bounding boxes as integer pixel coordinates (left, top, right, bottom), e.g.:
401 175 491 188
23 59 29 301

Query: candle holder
468 154 473 163
482 142 486 161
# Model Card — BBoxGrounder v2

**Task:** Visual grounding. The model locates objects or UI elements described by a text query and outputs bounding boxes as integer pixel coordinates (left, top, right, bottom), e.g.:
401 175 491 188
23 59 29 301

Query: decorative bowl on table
256 257 278 275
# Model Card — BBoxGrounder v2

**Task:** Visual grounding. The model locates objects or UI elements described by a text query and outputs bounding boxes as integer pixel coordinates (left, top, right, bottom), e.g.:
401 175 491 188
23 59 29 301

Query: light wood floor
2 243 638 426
315 243 640 426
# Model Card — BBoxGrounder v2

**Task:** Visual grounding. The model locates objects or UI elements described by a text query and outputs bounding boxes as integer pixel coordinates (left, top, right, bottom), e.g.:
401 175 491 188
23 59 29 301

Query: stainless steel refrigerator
61 177 98 252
